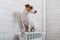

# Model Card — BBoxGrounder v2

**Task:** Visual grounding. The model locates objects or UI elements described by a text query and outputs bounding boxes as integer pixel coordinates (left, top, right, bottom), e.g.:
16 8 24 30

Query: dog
14 4 37 32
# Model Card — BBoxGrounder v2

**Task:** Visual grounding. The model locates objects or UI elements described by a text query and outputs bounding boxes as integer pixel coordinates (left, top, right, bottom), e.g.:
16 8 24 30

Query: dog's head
25 4 37 14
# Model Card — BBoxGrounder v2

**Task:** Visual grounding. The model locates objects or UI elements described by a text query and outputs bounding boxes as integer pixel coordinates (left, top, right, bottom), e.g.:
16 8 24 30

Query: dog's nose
34 11 37 14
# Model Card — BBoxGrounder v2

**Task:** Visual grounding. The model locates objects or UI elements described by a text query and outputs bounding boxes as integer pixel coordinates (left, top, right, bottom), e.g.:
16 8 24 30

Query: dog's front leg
29 20 31 32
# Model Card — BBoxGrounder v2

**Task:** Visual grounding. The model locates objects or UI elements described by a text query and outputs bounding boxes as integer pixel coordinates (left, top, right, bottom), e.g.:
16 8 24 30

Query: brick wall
46 0 60 40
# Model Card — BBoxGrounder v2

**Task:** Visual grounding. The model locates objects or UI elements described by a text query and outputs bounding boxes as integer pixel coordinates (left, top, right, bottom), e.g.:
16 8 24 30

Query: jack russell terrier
14 4 37 32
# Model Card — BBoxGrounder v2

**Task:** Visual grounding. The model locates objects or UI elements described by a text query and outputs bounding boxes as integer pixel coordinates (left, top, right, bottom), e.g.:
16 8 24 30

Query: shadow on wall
13 12 21 40
13 34 19 40
13 12 23 32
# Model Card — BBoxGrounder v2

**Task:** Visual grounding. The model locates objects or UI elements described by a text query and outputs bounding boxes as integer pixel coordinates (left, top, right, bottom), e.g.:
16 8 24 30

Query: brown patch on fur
25 4 33 9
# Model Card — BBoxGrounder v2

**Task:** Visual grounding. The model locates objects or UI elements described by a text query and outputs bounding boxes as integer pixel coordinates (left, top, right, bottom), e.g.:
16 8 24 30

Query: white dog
14 4 37 32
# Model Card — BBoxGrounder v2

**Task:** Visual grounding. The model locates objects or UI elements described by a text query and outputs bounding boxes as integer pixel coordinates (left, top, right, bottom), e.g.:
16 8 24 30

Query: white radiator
19 32 42 40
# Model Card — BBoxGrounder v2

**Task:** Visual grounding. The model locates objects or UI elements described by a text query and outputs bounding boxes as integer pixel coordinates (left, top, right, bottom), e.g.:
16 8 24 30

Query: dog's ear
25 4 29 8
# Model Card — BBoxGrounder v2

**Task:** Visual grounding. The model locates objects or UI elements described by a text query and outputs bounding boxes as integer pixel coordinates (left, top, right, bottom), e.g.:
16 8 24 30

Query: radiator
19 32 42 40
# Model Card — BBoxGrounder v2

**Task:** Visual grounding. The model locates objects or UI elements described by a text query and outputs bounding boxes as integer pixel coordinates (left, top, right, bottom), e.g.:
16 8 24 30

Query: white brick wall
0 0 44 40
46 0 60 40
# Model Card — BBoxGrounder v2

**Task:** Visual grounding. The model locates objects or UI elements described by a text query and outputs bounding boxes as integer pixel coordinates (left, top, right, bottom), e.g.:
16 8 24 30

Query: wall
46 0 60 40
0 0 43 40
